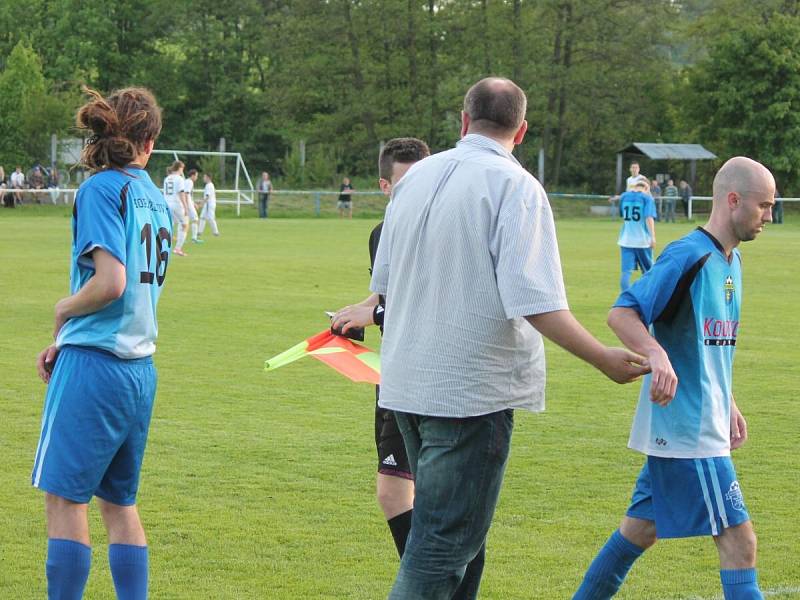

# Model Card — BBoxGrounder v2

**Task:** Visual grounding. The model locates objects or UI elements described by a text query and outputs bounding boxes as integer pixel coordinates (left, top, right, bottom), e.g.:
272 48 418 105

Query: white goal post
151 149 255 216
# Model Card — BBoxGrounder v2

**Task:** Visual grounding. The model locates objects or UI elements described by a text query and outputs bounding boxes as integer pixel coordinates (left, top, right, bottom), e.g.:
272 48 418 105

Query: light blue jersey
56 168 172 358
615 228 741 458
617 190 656 248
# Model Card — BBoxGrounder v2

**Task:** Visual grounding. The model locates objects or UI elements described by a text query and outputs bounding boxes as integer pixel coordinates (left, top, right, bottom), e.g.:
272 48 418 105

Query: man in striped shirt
371 77 648 599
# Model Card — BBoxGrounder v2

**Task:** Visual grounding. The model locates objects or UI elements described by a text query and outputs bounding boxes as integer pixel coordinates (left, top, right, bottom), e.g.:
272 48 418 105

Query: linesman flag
264 329 380 384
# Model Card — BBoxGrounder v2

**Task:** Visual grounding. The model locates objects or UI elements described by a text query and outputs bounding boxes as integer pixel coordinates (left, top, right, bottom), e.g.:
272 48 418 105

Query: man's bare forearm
607 307 661 357
526 309 607 368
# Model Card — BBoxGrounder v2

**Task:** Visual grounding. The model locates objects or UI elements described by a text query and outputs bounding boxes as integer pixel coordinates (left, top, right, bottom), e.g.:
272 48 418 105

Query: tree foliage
0 40 73 167
685 11 800 192
1 0 799 193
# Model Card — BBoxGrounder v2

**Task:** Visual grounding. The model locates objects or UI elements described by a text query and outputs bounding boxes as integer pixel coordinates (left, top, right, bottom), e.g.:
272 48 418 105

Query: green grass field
1 207 798 599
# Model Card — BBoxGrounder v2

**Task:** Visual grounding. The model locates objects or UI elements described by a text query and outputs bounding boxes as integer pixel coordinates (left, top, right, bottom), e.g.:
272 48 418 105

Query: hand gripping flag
264 329 380 384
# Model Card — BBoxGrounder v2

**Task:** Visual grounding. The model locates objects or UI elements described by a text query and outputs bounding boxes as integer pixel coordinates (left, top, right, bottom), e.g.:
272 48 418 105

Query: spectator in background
48 167 62 204
10 166 25 206
0 166 10 208
773 190 783 224
30 166 45 203
662 178 678 223
338 176 354 219
30 166 45 189
650 179 662 220
679 179 692 218
258 171 273 219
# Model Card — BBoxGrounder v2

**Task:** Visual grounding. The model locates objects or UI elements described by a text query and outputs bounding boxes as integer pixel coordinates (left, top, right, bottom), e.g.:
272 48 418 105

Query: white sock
176 227 187 249
191 221 198 240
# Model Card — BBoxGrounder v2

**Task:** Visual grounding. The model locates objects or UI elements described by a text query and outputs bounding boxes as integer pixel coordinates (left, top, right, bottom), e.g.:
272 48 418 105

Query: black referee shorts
374 386 413 479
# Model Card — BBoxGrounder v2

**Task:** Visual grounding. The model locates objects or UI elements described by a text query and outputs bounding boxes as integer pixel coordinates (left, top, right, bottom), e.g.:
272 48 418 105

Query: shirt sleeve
645 194 657 219
74 181 126 267
614 253 683 325
491 176 569 319
369 203 392 294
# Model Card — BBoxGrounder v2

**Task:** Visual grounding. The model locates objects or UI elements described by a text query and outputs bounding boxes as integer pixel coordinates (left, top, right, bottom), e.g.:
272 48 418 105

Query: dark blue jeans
389 409 514 600
258 193 269 218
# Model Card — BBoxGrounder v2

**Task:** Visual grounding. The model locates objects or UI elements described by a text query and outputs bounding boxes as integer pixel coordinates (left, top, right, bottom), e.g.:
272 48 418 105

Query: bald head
463 77 527 137
712 156 775 204
708 156 776 245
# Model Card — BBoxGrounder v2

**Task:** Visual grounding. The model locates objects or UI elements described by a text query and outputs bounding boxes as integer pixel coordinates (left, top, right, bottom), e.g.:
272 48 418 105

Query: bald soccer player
573 157 776 600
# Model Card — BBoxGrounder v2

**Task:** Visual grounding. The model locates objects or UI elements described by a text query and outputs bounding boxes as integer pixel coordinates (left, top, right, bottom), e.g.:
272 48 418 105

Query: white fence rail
2 188 796 220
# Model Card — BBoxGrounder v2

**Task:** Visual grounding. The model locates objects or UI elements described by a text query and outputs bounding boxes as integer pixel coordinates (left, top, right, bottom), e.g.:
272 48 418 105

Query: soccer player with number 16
32 87 170 600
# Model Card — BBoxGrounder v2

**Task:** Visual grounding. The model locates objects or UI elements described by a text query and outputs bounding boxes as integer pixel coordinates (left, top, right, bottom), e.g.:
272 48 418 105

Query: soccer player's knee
743 533 757 563
621 518 656 549
376 484 393 509
376 485 404 514
717 524 757 567
45 492 83 515
376 477 413 516
734 528 758 565
637 523 657 549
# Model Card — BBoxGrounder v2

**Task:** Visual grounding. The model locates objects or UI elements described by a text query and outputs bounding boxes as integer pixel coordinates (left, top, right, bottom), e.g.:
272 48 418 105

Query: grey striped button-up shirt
370 134 569 418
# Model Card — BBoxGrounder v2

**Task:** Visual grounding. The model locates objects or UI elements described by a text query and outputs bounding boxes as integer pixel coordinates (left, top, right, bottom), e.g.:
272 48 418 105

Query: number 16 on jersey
139 223 171 286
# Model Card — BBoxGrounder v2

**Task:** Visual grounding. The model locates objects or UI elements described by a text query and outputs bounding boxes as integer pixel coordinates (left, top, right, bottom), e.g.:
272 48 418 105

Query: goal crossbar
151 148 255 215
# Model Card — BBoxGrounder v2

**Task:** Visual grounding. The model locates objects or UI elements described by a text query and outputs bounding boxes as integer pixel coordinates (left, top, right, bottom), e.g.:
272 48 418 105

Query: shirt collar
697 226 734 262
457 134 521 167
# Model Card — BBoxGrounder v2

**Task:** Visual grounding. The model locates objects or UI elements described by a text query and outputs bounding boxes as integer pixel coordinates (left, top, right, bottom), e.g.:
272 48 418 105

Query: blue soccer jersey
617 191 656 248
615 228 741 458
56 168 172 358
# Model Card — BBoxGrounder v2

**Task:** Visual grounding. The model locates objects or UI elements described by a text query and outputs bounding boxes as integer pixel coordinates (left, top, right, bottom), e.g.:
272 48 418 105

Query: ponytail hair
76 86 162 171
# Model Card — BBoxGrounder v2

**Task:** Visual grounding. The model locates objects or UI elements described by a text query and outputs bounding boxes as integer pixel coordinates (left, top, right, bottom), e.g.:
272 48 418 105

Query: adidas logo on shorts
382 454 397 467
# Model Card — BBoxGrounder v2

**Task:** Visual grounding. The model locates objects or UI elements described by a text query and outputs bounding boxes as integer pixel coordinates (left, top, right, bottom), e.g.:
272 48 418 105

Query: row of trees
1 0 799 193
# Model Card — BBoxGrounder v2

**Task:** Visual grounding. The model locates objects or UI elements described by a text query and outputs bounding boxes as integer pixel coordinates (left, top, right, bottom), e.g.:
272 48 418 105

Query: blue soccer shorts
32 345 157 505
621 247 653 273
626 455 751 538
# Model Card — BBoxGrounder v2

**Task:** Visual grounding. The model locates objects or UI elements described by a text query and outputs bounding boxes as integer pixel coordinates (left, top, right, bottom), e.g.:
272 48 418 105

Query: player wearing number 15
32 87 169 600
618 179 657 291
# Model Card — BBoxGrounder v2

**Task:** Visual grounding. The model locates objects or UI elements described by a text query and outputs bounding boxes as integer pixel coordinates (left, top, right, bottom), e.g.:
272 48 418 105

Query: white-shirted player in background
163 160 188 256
183 168 202 244
198 172 219 237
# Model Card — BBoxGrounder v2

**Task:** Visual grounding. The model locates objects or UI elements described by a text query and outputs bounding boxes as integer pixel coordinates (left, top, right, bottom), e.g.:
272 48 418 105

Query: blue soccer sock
46 538 92 600
573 529 644 600
109 544 148 600
721 568 763 600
